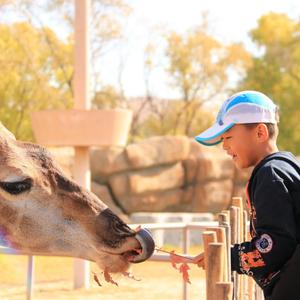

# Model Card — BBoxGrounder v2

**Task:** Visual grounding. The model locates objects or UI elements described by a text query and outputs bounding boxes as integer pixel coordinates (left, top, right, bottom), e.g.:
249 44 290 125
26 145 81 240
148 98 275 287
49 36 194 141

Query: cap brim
195 122 235 146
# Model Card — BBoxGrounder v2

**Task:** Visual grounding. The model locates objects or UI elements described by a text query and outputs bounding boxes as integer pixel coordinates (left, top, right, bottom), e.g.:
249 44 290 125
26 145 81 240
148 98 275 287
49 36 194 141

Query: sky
99 0 299 99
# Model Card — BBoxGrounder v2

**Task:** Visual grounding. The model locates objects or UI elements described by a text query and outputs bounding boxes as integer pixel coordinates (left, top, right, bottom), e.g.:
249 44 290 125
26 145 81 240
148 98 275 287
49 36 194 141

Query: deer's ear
0 123 16 141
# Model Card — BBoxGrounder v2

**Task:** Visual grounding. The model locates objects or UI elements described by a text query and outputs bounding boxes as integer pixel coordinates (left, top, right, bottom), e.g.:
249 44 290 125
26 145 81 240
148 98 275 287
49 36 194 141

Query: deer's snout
95 208 135 248
96 208 155 263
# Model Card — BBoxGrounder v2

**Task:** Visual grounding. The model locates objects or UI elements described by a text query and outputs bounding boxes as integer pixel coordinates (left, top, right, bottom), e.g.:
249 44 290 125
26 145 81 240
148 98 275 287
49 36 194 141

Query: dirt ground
0 250 206 300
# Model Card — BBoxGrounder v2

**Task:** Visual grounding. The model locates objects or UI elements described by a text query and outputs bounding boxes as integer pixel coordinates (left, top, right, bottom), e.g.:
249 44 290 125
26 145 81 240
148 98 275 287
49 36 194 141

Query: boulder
182 155 199 185
120 188 183 213
125 135 190 168
109 162 184 197
90 146 129 182
192 179 233 212
91 182 129 222
232 184 248 202
196 154 235 182
184 140 235 184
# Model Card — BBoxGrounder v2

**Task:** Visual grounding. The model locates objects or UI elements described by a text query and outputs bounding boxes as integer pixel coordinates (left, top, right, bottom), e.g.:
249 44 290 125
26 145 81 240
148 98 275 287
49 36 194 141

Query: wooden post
203 231 217 269
243 210 248 241
255 284 264 300
243 210 249 299
231 197 244 300
203 231 217 299
206 227 225 244
205 226 227 281
206 243 224 300
232 197 244 243
218 213 231 282
230 206 238 245
215 282 233 300
230 205 239 300
248 276 255 300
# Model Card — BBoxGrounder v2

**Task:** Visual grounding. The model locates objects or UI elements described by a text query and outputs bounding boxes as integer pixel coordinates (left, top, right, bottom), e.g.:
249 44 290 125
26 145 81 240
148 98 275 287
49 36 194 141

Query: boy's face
220 124 261 169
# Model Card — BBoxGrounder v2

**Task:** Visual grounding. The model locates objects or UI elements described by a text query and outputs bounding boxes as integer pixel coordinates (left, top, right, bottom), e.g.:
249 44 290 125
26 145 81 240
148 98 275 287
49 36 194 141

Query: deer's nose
96 209 135 247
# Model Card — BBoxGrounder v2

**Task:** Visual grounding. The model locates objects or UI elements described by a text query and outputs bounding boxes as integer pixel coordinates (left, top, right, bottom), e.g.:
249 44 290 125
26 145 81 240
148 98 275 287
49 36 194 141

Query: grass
0 246 206 300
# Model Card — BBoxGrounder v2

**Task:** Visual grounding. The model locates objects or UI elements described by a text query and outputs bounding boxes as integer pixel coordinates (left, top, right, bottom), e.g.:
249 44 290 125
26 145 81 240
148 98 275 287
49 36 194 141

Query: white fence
0 221 218 300
0 221 264 300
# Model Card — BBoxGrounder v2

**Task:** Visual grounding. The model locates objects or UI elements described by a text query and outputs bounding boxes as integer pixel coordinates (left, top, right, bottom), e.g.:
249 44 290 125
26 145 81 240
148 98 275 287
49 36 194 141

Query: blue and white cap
195 91 278 146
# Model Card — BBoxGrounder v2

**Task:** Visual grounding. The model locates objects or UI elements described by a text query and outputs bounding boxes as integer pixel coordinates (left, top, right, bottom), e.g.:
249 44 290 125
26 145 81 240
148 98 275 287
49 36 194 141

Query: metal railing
0 221 218 300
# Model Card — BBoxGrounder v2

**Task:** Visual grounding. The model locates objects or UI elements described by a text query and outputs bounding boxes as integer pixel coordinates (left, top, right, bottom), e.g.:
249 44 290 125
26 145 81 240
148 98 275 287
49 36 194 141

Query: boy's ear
256 123 269 142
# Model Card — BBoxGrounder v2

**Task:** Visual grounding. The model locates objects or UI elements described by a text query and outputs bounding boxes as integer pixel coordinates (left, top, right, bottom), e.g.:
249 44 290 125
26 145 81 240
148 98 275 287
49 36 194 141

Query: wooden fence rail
203 196 264 300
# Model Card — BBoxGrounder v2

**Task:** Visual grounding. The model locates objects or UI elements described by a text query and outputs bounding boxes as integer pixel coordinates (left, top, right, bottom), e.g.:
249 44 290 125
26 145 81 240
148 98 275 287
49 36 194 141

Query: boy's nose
222 140 228 151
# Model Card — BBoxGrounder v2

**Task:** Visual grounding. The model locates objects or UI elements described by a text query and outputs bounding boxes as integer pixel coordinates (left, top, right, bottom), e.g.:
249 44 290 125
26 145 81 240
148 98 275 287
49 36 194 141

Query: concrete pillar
73 0 91 289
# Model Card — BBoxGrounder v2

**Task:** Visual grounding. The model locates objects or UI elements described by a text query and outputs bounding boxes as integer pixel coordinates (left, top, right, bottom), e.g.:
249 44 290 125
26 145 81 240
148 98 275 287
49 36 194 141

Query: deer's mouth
121 248 143 262
103 228 155 263
130 228 155 263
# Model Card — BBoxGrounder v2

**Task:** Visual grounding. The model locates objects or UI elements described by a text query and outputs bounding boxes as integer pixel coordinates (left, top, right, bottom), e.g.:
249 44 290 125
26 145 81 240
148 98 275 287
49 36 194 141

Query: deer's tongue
130 228 155 263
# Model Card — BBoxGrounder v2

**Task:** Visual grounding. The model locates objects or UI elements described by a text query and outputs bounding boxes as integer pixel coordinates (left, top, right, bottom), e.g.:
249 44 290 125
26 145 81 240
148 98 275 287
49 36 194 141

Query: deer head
0 123 154 273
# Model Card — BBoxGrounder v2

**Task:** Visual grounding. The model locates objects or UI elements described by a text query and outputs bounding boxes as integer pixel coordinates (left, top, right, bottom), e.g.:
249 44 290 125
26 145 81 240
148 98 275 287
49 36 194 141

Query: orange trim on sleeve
240 249 266 272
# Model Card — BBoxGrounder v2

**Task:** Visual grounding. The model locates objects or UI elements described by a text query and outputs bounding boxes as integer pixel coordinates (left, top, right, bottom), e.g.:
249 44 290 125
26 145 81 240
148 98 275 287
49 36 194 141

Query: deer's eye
0 178 32 195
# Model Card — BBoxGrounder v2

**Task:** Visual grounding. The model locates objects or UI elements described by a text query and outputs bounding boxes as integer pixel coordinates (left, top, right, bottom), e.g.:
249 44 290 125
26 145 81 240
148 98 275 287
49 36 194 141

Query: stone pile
89 136 251 214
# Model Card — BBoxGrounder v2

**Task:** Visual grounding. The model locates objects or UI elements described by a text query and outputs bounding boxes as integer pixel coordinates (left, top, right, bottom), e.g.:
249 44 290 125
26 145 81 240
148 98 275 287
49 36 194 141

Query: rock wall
89 136 251 214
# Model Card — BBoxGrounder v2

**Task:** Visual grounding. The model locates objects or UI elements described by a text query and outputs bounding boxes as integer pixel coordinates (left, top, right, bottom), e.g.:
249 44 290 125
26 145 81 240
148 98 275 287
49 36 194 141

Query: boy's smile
221 124 266 169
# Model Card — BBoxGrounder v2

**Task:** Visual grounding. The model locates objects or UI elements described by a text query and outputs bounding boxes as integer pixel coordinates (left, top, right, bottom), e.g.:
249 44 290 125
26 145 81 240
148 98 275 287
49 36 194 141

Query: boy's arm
231 166 297 279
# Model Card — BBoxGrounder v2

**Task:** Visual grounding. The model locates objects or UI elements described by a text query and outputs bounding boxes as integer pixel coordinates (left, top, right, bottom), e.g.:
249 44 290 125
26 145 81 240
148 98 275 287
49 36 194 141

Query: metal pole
26 255 34 300
73 0 91 289
182 226 190 300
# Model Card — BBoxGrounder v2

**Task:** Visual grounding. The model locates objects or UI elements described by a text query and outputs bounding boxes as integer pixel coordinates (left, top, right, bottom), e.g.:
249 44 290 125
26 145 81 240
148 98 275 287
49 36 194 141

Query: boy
195 91 300 300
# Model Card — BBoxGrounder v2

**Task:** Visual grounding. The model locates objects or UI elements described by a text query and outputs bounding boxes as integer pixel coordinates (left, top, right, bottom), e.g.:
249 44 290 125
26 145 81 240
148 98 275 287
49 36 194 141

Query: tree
139 100 214 138
165 29 251 136
238 13 300 154
92 84 120 109
0 22 73 140
146 23 251 137
0 0 131 95
0 0 131 140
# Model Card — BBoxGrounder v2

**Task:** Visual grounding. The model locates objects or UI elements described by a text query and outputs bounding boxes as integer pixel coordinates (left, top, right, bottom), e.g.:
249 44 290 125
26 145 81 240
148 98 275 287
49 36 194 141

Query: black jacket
231 151 300 288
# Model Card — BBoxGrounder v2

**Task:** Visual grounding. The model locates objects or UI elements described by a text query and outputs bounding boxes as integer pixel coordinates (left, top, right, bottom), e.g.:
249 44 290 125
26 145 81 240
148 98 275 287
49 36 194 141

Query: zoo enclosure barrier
0 196 264 300
200 196 264 300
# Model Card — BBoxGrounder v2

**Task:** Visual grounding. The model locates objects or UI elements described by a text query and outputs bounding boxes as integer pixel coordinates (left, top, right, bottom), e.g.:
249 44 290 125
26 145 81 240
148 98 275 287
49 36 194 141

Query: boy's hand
192 252 205 269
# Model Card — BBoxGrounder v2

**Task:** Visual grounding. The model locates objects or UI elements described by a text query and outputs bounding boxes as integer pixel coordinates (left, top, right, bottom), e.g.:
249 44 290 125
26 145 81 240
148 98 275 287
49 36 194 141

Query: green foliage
92 85 121 109
161 27 251 137
0 0 130 141
0 22 73 141
165 29 251 101
238 13 300 154
130 23 251 141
